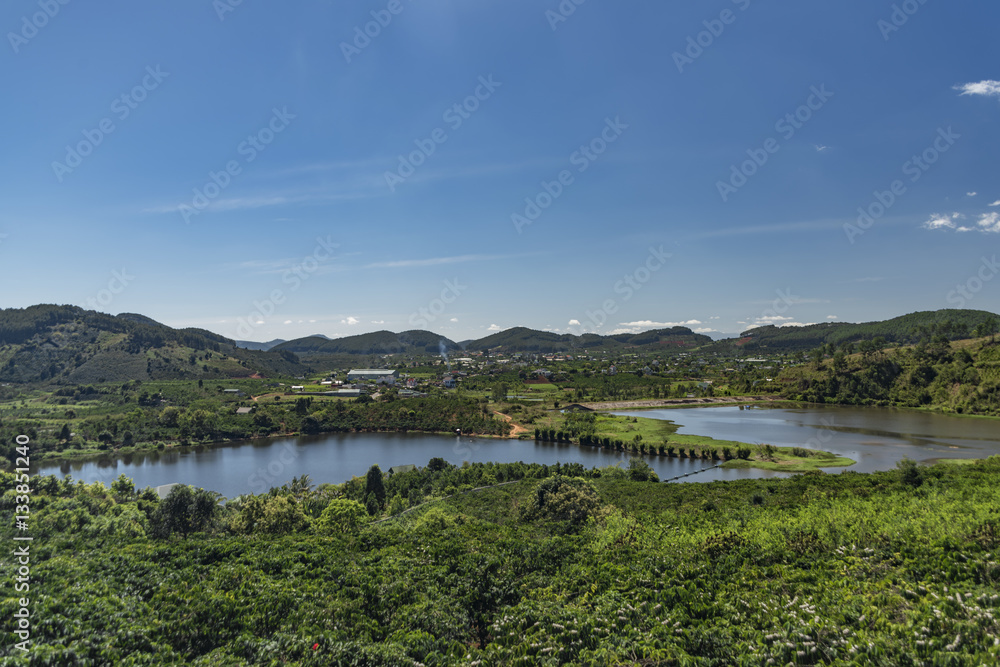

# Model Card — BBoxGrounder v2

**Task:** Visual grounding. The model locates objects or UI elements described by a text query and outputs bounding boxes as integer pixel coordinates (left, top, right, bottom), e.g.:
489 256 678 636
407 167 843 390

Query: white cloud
568 319 581 326
487 324 501 331
814 144 828 152
341 316 359 325
968 192 978 197
955 80 1000 97
370 320 385 324
757 315 793 322
450 317 458 322
922 212 964 230
283 320 292 325
977 212 1000 233
989 200 1000 207
618 320 702 328
923 211 1000 233
693 328 715 333
826 315 838 320
709 316 720 320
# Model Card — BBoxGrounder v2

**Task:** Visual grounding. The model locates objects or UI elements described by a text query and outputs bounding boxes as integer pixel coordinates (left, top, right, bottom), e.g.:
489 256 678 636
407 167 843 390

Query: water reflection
33 405 1000 498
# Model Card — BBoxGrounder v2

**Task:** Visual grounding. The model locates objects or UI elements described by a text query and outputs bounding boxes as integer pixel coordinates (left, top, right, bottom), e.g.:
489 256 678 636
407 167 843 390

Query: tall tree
366 464 386 508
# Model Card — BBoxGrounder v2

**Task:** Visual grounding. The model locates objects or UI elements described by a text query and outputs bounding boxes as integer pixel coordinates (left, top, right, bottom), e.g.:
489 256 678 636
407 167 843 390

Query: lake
34 405 1000 498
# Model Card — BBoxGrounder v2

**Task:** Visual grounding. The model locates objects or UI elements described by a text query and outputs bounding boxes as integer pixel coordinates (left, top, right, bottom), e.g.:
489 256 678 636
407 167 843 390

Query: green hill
0 304 306 384
711 309 999 354
274 330 457 356
461 326 713 353
780 335 1000 415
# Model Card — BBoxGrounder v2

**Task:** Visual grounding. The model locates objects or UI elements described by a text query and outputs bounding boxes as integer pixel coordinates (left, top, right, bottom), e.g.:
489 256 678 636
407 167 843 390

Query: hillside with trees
712 310 999 354
274 330 457 356
0 305 306 384
780 334 1000 415
460 326 713 354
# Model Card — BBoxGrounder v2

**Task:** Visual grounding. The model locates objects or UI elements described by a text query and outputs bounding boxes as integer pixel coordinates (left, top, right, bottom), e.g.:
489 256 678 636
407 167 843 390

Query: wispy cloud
954 80 1000 97
922 212 964 230
691 218 846 239
617 320 702 328
922 211 1000 233
365 253 526 269
976 212 1000 233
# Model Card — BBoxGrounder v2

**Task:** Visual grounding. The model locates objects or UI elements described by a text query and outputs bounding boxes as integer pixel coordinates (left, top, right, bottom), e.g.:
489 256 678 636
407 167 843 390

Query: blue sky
2 0 999 343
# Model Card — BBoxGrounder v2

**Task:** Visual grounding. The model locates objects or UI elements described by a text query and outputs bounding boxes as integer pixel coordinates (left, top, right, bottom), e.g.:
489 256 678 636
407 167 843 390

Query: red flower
312 643 319 650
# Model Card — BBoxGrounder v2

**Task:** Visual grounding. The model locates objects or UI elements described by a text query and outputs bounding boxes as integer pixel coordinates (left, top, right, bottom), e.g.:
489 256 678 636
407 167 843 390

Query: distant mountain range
0 305 996 384
234 339 288 351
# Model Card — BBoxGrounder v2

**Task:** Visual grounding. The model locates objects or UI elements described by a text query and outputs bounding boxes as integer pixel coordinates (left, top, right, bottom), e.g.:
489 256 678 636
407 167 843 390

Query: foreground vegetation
3 458 1000 664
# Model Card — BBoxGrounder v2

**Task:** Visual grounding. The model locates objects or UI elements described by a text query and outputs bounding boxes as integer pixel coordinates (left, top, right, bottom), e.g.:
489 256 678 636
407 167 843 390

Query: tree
111 474 135 501
151 485 218 538
627 457 658 482
316 498 368 532
366 464 386 507
520 475 601 528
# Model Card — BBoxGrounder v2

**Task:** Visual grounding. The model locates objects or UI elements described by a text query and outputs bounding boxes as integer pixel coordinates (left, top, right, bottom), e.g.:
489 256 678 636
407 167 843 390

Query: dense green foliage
783 337 1000 415
4 458 1000 664
713 310 998 354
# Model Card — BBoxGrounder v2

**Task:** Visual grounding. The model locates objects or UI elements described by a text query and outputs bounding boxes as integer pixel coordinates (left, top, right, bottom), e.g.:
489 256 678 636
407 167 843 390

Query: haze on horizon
2 1 999 343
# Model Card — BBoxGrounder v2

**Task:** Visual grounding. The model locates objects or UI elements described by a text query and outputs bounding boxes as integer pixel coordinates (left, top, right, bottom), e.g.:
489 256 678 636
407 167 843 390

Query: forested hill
0 305 305 384
459 326 713 354
274 330 457 356
780 335 1000 415
712 309 1000 353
